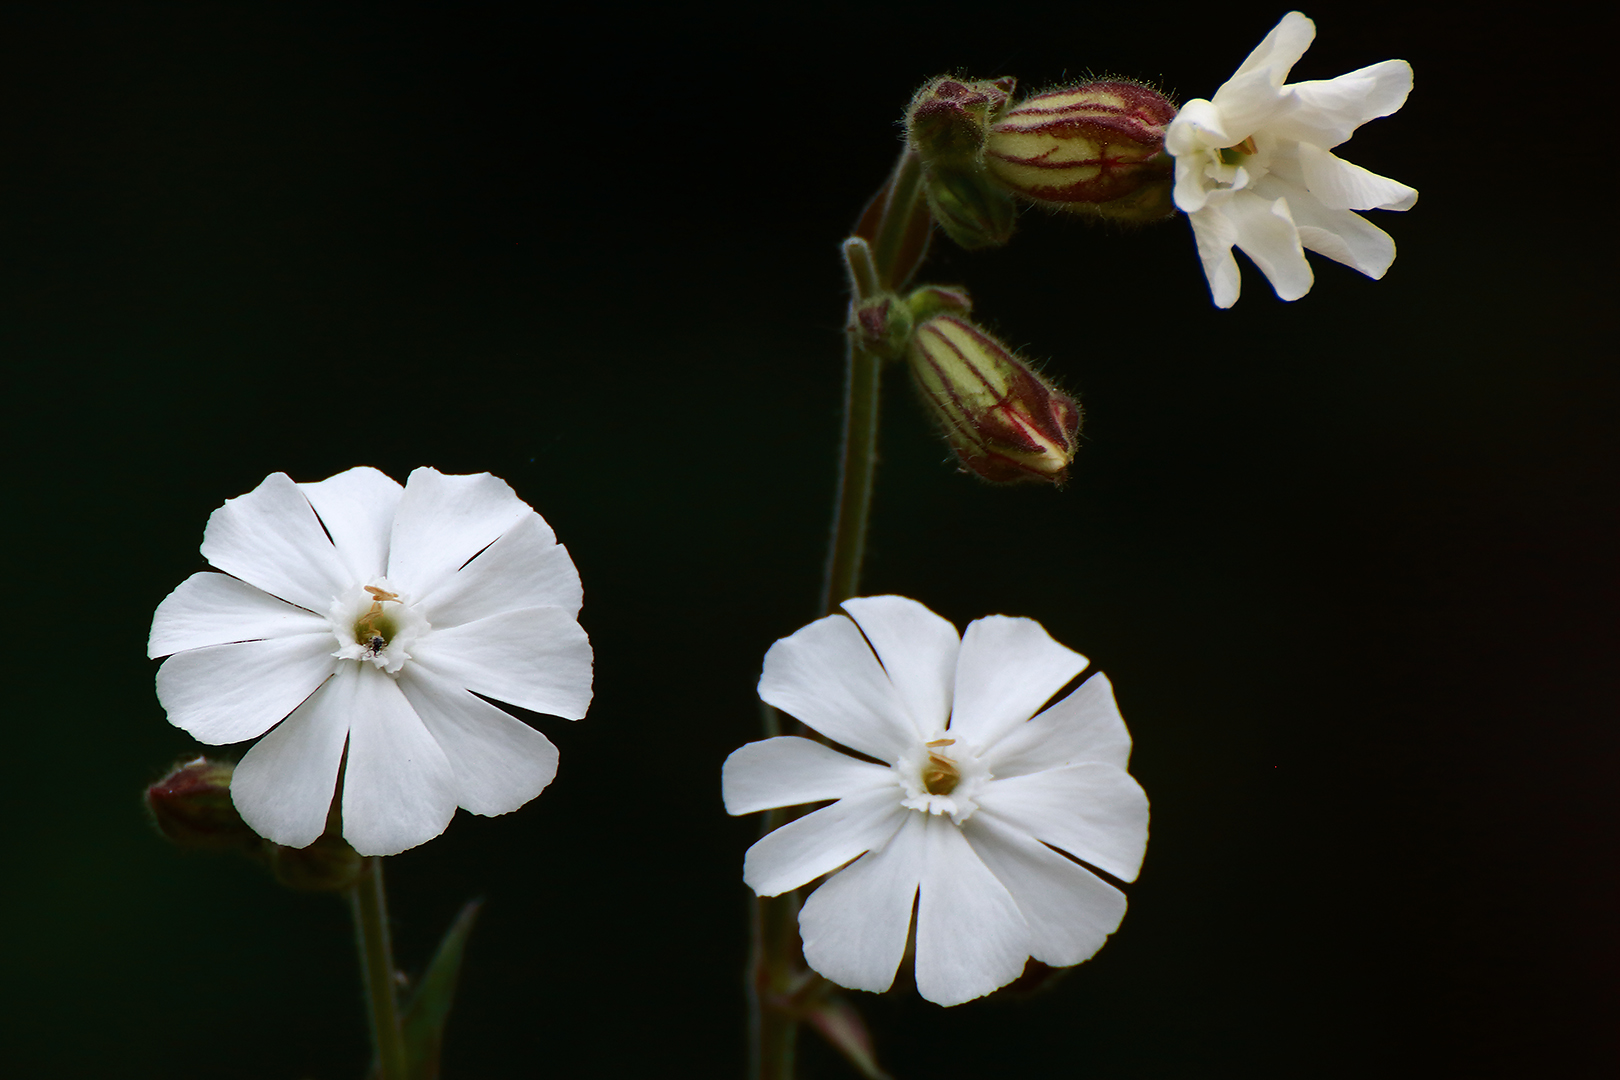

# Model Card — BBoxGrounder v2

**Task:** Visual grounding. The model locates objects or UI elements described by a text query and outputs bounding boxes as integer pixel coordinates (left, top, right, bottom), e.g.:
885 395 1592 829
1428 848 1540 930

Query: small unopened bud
986 81 1177 222
906 315 1080 484
849 293 915 361
145 757 259 852
907 76 1015 164
906 76 1020 249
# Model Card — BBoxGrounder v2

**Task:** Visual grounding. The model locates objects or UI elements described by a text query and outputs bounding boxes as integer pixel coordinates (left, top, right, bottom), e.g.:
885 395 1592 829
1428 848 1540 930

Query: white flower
1165 11 1417 308
148 467 592 856
722 596 1148 1006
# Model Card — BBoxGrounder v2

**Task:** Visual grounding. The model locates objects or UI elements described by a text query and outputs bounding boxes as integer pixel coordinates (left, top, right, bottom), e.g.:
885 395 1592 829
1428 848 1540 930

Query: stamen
923 751 960 796
926 738 956 747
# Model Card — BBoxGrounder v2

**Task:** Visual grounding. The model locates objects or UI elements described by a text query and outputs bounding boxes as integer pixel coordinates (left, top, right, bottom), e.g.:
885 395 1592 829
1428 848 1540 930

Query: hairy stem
350 858 408 1080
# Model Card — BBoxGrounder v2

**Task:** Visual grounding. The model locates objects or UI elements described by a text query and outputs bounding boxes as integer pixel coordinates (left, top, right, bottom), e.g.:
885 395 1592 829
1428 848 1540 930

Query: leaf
803 990 893 1080
400 900 482 1080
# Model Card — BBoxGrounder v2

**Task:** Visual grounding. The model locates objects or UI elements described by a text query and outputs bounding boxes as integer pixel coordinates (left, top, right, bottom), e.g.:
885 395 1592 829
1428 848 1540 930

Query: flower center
352 586 401 656
1217 134 1258 164
922 739 961 795
896 736 990 825
328 580 430 675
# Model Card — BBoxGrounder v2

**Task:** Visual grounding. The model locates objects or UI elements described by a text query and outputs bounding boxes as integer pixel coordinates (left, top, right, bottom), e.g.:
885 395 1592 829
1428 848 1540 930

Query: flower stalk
350 858 408 1080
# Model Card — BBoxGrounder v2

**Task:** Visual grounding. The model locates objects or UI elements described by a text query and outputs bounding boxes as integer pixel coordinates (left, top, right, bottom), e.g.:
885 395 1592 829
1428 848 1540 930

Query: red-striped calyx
987 80 1177 221
905 312 1080 484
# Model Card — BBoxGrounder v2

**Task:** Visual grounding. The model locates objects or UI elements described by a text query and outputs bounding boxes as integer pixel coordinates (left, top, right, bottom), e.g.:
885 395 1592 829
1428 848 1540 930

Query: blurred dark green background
5 2 1611 1076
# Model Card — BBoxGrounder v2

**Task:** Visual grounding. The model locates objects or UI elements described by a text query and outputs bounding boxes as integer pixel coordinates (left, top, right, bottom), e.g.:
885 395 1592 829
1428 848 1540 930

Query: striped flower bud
906 76 1020 249
907 314 1080 484
986 81 1177 221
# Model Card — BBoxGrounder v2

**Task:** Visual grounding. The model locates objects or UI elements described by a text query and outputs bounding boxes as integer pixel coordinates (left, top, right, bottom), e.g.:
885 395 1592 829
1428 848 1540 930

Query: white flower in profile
722 596 1148 1006
149 467 592 857
1165 11 1417 308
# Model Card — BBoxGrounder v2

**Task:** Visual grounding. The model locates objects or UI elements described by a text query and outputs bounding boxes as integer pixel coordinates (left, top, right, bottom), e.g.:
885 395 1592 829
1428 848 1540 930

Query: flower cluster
724 596 1148 1006
1166 11 1417 307
149 467 592 856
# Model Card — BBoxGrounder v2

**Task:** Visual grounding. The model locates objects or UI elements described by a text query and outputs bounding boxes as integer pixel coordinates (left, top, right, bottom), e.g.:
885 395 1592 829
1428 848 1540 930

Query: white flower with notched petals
722 596 1147 1006
149 467 592 856
1166 11 1417 308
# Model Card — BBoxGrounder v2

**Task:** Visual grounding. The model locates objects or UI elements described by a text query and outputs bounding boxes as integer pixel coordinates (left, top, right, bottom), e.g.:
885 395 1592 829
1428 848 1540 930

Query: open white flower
722 596 1147 1006
149 467 592 856
1166 11 1417 307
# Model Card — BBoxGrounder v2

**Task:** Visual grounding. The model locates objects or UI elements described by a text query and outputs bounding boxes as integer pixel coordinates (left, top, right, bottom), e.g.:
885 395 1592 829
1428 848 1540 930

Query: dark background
5 2 1612 1076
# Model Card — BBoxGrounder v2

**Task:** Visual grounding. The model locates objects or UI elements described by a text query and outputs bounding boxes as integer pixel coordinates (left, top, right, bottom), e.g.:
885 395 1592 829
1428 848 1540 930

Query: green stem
749 870 803 1080
350 858 408 1080
819 338 883 615
869 151 924 289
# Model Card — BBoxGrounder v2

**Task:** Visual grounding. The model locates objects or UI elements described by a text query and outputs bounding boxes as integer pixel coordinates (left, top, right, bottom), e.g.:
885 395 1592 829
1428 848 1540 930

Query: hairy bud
849 293 915 361
906 76 1020 249
145 757 259 853
987 81 1177 221
906 315 1080 484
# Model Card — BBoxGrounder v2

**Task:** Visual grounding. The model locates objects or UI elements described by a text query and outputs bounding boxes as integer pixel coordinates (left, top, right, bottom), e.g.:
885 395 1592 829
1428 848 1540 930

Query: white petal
799 813 927 994
149 572 328 658
231 669 353 848
948 615 1087 752
914 815 1030 1006
723 736 895 815
758 613 918 763
199 472 350 612
299 467 403 585
840 596 960 735
1276 60 1413 148
962 812 1127 968
155 634 336 743
1227 192 1314 302
412 606 592 720
1188 206 1243 308
416 512 581 628
1233 11 1315 81
340 665 458 855
396 664 559 816
1165 98 1228 158
1204 13 1315 150
977 764 1149 882
1297 141 1417 211
1264 175 1398 278
987 673 1131 777
742 786 908 897
387 468 531 602
1171 152 1210 213
1207 67 1292 141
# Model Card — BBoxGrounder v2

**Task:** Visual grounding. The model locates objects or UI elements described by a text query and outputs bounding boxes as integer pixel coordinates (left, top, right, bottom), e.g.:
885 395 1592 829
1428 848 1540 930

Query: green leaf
399 900 482 1080
803 990 893 1080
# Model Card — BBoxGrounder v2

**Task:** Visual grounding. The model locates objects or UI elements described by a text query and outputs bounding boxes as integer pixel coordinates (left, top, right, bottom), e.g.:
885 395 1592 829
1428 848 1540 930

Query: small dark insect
363 635 387 657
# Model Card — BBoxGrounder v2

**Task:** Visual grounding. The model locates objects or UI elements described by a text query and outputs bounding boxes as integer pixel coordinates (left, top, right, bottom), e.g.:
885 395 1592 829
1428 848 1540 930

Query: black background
5 2 1612 1076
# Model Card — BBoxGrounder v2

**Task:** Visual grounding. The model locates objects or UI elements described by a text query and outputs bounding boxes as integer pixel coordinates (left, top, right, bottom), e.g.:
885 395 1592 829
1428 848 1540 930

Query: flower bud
986 81 1177 222
907 76 1015 166
267 830 363 892
145 757 260 853
906 76 1020 249
906 315 1080 484
849 292 914 361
